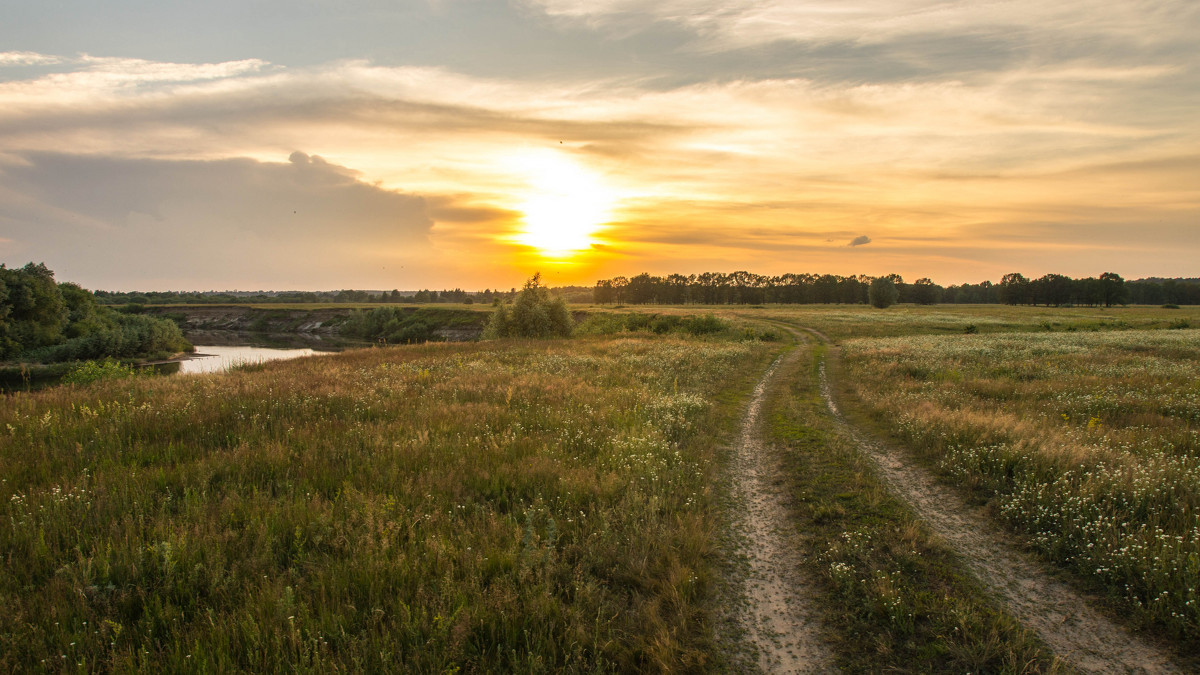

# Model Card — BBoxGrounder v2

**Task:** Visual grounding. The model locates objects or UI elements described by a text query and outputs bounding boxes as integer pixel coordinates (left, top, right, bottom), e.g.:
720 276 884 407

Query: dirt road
725 349 834 673
802 326 1180 674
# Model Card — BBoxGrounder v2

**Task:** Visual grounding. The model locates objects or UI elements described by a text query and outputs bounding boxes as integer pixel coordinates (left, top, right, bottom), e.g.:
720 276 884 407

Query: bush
20 311 191 363
484 274 573 339
341 307 443 344
683 314 726 335
61 358 141 385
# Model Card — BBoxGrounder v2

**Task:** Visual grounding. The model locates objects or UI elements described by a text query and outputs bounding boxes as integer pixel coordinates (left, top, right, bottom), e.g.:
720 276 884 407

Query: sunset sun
510 151 615 257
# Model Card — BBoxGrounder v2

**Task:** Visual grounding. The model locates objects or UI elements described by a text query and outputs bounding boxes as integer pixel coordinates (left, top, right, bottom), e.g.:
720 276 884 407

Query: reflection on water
179 345 332 374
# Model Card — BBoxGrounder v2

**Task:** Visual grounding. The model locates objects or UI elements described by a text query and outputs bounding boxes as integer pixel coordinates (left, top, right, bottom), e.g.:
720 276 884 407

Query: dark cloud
0 152 434 289
426 198 519 225
848 235 871 247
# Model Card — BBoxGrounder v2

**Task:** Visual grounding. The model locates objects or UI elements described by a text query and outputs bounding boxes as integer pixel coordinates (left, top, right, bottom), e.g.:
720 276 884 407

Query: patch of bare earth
811 332 1181 675
724 351 833 674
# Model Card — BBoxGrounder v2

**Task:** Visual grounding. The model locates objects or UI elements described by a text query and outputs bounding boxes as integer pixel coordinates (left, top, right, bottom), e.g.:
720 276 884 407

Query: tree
0 262 68 356
484 273 573 338
593 279 616 304
998 272 1030 305
868 276 899 308
626 273 658 304
911 278 940 305
1099 272 1127 308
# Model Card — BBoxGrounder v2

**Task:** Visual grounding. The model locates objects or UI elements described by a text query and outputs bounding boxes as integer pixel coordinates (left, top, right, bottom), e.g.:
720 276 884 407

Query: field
1 336 770 672
839 328 1200 644
3 303 1198 672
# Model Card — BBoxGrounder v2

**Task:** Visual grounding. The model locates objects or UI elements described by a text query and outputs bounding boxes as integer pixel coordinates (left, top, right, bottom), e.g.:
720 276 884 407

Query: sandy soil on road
724 350 835 674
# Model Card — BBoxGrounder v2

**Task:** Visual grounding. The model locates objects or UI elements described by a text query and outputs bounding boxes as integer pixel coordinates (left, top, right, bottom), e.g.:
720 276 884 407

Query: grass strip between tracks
765 338 1066 673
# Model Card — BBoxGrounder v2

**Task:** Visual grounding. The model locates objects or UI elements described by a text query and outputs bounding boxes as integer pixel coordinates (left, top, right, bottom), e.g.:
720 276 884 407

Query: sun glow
509 151 616 257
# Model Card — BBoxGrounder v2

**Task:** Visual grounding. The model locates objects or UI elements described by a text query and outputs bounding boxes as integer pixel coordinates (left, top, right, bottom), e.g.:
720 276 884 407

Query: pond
174 345 336 374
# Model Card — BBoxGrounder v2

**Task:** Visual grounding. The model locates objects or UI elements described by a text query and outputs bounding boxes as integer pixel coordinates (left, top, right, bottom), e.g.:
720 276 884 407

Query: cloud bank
0 152 435 289
0 0 1198 288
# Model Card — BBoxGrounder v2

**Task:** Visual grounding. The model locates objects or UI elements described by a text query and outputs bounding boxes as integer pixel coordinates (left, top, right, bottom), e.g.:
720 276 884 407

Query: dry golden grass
841 329 1200 646
0 337 770 672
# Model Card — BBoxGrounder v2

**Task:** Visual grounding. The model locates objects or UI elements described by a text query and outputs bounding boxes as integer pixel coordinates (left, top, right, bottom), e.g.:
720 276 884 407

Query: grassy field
763 338 1062 673
838 327 1200 649
1 336 771 672
751 303 1200 340
4 302 1198 672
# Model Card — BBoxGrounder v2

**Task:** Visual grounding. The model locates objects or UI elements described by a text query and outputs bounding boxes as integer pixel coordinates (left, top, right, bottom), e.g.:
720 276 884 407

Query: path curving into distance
796 325 1181 675
726 349 834 673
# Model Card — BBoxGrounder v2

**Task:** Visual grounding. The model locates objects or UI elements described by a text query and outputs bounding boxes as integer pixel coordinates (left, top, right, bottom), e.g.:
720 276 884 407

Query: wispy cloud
524 0 1200 53
0 25 1197 286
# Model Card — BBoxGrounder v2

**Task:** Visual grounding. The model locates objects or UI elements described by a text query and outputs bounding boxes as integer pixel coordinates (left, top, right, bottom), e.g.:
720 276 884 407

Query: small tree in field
484 273 573 338
869 276 899 309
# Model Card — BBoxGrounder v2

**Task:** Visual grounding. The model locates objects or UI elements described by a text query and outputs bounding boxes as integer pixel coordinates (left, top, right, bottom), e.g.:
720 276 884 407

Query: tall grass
841 329 1200 647
766 304 1200 340
0 336 769 672
767 342 1060 673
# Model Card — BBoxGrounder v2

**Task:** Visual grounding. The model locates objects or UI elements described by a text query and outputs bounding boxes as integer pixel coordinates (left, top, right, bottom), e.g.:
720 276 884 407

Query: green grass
1 336 770 672
839 329 1200 655
764 339 1062 673
755 304 1200 341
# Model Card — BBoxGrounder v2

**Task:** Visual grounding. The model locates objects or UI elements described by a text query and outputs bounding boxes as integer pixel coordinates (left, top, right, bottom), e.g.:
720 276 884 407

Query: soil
803 327 1181 675
724 350 834 673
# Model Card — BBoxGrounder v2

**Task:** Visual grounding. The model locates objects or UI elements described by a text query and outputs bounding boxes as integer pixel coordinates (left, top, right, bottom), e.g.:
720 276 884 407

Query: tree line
593 271 1200 307
1 263 190 364
95 288 512 306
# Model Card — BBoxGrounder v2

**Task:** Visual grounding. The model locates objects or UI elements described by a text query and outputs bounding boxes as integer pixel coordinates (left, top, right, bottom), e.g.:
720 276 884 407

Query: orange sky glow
1 1 1197 290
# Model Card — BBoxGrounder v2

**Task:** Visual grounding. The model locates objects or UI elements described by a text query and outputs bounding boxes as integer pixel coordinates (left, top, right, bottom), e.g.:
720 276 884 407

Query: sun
509 151 615 257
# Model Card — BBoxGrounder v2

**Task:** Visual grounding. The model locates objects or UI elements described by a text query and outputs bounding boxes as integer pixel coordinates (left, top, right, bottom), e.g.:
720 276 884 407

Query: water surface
178 345 332 374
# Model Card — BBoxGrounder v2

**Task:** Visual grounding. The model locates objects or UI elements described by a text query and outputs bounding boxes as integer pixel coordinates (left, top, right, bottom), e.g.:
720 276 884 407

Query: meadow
4 301 1198 672
839 328 1200 648
1 335 771 672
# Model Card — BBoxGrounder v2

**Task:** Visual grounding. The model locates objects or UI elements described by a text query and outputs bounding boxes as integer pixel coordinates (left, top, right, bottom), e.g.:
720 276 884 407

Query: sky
1 0 1197 291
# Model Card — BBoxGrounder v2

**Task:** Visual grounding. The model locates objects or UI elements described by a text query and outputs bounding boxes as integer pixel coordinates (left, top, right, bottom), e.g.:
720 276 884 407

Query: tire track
725 349 834 673
801 326 1180 675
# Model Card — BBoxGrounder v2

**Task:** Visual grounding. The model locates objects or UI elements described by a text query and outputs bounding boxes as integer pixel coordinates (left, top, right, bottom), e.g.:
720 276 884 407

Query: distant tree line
592 271 1200 307
1 263 190 363
94 288 517 306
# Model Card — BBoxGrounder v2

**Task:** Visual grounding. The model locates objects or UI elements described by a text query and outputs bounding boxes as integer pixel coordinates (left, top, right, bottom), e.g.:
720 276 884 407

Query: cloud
523 0 1200 54
0 51 64 66
0 45 1197 286
0 152 435 289
848 235 871 247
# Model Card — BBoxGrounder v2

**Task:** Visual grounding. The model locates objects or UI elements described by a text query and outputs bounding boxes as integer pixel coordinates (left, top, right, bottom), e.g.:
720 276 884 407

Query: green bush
484 274 573 339
683 314 726 335
61 357 141 385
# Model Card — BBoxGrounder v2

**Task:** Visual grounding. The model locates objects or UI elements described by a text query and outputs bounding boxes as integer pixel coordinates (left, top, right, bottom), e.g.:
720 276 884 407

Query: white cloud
0 51 64 66
523 0 1200 52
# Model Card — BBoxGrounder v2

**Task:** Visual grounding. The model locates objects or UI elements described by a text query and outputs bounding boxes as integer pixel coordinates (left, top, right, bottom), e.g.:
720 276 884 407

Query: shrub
484 274 573 338
683 314 726 335
341 307 444 344
61 357 140 385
